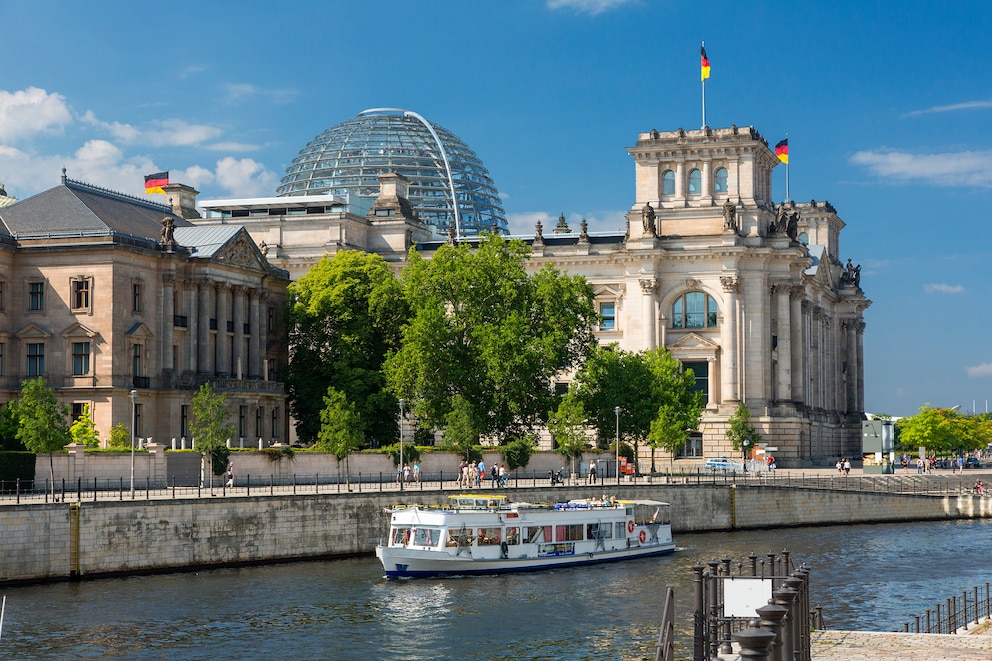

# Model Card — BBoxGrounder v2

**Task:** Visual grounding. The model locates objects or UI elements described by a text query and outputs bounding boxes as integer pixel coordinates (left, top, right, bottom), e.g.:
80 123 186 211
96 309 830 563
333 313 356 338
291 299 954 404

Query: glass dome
276 108 507 237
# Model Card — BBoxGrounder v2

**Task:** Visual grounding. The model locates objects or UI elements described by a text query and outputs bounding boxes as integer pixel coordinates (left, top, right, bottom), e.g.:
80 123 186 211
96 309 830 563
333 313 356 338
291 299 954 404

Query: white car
704 457 745 473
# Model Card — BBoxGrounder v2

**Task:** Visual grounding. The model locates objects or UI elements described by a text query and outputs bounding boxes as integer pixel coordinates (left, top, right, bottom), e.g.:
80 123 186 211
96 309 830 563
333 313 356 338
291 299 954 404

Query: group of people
395 462 421 484
835 457 852 475
457 459 508 488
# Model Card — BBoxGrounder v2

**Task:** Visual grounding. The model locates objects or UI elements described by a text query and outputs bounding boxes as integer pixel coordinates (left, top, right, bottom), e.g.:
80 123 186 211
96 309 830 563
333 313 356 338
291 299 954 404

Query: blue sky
2 0 991 417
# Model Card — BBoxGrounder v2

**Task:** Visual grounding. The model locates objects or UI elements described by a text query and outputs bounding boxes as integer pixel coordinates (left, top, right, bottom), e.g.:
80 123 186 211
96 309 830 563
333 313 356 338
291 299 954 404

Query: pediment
16 322 52 339
62 321 100 339
669 332 719 351
214 231 267 271
125 321 154 339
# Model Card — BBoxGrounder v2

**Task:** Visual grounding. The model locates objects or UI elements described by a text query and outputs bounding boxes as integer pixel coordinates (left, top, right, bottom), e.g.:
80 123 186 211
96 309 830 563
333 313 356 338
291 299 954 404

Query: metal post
692 563 706 661
614 406 621 486
129 389 138 497
399 399 405 492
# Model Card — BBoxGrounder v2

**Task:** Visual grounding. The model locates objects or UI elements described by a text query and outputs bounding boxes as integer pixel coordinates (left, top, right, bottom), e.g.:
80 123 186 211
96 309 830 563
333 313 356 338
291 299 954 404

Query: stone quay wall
3 483 992 585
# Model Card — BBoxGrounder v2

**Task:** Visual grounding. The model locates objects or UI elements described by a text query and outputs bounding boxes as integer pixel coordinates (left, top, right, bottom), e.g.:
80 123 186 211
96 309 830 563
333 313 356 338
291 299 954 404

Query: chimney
162 183 201 219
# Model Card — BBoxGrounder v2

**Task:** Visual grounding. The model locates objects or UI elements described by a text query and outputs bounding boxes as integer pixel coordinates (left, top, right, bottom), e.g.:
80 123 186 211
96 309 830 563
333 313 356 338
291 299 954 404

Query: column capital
162 273 176 286
639 278 658 294
720 276 739 293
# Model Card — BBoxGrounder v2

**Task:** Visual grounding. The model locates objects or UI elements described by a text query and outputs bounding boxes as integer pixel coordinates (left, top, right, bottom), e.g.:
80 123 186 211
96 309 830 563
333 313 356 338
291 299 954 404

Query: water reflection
2 520 991 660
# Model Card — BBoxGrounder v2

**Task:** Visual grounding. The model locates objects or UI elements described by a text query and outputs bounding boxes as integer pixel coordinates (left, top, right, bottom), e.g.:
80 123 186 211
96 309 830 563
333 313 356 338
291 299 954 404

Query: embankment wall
4 484 992 585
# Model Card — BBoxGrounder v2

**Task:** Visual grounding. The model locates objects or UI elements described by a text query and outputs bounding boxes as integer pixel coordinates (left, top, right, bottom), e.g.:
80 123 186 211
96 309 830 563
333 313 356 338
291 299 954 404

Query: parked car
704 457 745 473
966 457 982 469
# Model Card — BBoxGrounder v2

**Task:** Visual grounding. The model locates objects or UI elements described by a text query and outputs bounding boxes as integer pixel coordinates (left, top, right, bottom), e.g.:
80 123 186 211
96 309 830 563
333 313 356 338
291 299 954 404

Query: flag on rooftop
774 139 789 164
700 45 711 81
144 172 169 195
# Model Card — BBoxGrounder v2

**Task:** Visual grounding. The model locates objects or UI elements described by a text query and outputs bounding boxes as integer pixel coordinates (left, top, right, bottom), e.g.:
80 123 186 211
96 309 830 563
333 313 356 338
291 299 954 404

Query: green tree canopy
190 383 235 479
0 400 23 451
286 251 408 446
547 390 590 476
385 233 597 443
896 406 992 455
439 394 482 461
16 377 71 496
69 403 100 448
725 402 762 460
643 348 704 470
316 386 365 486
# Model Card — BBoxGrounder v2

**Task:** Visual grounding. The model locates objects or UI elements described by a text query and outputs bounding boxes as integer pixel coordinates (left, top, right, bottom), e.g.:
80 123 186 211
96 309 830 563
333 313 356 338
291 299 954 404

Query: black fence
903 583 991 634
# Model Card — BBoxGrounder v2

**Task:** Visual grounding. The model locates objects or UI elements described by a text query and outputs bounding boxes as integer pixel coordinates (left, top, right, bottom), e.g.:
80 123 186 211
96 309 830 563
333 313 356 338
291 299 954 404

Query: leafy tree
286 251 408 446
15 377 71 497
385 233 597 443
69 403 100 448
644 348 704 472
189 383 235 485
896 406 991 455
547 390 590 478
0 400 23 451
502 434 537 471
107 422 130 450
439 394 482 461
725 402 762 462
315 387 365 487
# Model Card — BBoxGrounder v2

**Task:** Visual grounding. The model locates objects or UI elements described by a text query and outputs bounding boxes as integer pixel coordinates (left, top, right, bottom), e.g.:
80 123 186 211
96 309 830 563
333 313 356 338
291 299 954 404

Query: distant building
196 121 870 466
0 173 291 447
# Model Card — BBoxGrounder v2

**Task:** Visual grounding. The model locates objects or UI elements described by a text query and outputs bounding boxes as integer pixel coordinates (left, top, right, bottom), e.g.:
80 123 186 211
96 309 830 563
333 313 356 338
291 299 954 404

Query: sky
1 0 991 418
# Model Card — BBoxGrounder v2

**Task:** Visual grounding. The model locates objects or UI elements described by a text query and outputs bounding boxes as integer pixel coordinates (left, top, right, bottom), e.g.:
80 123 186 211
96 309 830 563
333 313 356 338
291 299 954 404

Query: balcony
132 376 151 389
173 315 188 328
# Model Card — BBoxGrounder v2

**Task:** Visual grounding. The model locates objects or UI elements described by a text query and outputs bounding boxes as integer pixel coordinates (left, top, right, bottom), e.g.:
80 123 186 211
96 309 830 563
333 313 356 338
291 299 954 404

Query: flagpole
785 132 790 202
701 41 706 128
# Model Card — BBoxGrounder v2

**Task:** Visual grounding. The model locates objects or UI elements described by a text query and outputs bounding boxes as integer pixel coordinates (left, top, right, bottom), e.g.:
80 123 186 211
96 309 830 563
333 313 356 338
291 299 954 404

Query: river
1 519 989 660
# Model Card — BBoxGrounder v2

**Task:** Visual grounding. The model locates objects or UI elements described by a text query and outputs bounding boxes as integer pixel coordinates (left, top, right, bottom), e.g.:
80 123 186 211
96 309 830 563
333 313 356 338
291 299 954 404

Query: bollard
756 602 789 661
692 564 706 661
732 619 776 659
772 586 798 661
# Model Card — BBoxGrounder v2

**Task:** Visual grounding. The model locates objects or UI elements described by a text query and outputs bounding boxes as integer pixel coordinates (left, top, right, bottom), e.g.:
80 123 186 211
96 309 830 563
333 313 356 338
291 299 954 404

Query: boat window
505 527 520 545
615 522 626 538
391 526 412 547
447 528 474 547
556 524 584 542
412 527 442 547
525 526 549 544
477 527 502 545
586 523 613 540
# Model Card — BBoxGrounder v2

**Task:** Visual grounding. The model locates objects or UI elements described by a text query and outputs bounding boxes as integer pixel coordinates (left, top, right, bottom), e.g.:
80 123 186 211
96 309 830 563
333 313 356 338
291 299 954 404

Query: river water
1 519 990 661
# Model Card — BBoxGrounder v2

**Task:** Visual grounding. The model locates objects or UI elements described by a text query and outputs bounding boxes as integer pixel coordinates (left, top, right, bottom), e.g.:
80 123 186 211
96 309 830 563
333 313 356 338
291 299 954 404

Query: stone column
843 320 857 413
258 291 269 380
249 288 261 378
639 278 657 350
701 161 712 201
790 288 804 403
720 276 739 404
856 321 866 411
707 358 718 408
197 279 211 375
775 285 792 402
232 286 245 379
185 281 198 375
675 161 685 201
161 274 175 373
216 284 231 378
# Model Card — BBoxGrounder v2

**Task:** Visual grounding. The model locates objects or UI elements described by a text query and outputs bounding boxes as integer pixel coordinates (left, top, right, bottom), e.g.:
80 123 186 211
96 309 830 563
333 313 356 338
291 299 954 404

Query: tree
15 377 71 497
315 387 365 488
547 390 590 479
385 233 597 443
286 251 408 446
0 400 23 451
189 383 235 486
896 406 992 456
643 348 704 472
107 422 130 450
725 403 762 463
439 394 482 461
69 403 100 448
502 434 537 471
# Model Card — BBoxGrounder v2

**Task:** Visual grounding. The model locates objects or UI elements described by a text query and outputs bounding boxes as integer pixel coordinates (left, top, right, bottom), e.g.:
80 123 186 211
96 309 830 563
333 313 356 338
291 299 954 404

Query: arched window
688 169 701 194
672 292 719 328
662 170 675 195
714 167 728 193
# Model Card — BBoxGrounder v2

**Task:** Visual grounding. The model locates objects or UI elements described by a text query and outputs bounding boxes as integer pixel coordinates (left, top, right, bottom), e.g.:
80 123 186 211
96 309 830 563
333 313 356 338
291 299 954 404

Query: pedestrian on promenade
226 462 235 487
843 457 851 475
413 462 421 483
901 455 908 473
588 459 597 484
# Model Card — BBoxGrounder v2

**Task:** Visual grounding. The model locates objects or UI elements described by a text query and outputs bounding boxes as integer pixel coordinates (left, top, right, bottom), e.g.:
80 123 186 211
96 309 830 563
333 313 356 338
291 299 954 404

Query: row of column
160 275 268 379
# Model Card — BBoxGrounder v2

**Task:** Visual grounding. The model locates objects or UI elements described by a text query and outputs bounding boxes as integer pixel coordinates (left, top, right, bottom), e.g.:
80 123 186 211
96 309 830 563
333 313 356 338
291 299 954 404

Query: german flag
700 45 711 81
144 172 169 195
774 139 789 164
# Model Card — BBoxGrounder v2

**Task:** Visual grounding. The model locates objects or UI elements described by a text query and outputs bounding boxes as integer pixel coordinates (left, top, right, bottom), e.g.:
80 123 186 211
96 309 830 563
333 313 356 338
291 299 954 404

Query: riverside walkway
811 626 992 660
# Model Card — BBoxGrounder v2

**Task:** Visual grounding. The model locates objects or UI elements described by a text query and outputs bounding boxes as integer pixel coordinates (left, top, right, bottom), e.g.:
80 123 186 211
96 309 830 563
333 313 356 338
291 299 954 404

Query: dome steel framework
276 108 507 237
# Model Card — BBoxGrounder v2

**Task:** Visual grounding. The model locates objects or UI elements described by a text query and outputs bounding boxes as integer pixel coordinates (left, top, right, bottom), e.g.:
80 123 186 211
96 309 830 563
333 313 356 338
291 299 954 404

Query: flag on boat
700 45 711 80
144 172 169 194
774 139 789 164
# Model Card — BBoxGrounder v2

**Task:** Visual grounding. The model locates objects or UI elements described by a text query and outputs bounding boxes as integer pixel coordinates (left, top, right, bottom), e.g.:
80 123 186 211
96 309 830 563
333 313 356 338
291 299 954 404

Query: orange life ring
639 529 647 543
627 520 635 533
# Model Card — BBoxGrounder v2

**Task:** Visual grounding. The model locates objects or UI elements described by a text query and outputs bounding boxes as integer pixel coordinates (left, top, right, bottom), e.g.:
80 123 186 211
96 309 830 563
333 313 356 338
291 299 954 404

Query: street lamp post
614 406 621 486
398 399 405 491
129 389 138 497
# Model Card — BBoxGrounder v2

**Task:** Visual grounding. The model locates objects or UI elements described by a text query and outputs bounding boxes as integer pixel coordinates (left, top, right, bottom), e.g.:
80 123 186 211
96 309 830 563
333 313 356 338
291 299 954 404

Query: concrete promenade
811 625 992 660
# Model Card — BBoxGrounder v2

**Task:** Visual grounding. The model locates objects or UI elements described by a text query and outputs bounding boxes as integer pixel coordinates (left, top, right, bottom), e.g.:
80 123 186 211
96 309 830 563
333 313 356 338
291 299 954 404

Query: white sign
723 577 774 618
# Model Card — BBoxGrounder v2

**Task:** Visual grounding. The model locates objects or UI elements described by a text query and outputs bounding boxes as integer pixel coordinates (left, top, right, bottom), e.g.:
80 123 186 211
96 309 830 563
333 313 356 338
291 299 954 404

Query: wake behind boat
375 494 675 578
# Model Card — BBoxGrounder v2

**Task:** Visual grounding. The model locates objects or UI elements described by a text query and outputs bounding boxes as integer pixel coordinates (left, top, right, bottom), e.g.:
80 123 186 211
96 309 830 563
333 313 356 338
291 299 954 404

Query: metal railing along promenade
903 582 991 634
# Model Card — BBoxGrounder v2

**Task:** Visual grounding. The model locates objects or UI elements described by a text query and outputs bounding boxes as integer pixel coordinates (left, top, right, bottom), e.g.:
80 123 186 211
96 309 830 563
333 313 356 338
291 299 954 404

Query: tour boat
375 495 675 578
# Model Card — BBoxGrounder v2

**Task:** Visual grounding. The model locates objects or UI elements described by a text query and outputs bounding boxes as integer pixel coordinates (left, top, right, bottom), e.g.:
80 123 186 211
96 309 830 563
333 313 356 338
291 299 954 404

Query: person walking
226 462 235 487
588 459 598 484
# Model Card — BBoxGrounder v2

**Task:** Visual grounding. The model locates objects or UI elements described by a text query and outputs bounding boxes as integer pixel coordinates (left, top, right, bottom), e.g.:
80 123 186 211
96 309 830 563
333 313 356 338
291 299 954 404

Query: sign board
723 577 775 618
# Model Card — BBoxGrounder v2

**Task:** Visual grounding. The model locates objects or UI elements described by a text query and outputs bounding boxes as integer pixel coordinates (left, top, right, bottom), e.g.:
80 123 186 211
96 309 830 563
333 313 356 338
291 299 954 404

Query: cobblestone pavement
811 628 992 660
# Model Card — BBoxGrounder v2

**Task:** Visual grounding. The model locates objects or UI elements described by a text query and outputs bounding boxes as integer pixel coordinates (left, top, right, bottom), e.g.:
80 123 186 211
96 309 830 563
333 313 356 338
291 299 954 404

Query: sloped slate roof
172 225 242 257
0 179 190 240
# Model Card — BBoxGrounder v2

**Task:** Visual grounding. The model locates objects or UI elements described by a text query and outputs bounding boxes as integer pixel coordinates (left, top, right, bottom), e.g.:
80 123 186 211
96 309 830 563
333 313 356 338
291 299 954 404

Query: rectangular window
180 404 189 438
133 283 143 312
134 403 142 437
27 343 44 376
587 522 613 540
683 360 708 399
599 301 616 331
239 405 247 437
267 306 275 332
555 524 585 542
72 279 90 310
271 408 279 439
132 344 142 376
71 402 86 421
28 282 45 311
72 341 91 375
255 407 262 437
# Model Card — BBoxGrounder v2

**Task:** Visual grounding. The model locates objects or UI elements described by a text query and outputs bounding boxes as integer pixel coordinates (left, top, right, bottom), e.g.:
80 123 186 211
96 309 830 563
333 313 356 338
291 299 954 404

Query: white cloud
213 156 278 197
850 149 992 188
222 83 298 105
924 283 965 294
81 111 222 148
905 99 992 117
505 209 628 236
0 87 73 144
965 363 992 377
546 0 638 15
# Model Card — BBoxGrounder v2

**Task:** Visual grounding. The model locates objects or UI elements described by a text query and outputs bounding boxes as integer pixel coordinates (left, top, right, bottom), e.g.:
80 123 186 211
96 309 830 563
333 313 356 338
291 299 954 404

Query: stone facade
0 176 291 448
193 123 870 467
